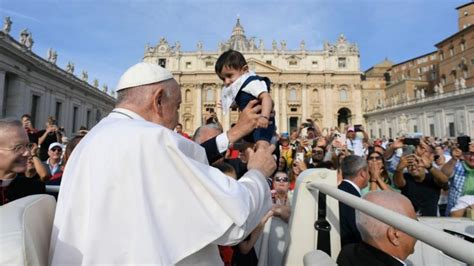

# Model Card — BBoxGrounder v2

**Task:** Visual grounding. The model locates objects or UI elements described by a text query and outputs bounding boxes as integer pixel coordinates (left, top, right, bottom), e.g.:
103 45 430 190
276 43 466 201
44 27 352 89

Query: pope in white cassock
48 62 276 265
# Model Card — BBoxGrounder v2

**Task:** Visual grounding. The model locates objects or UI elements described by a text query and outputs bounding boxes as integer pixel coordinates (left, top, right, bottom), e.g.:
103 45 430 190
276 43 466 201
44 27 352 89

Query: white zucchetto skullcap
116 62 174 91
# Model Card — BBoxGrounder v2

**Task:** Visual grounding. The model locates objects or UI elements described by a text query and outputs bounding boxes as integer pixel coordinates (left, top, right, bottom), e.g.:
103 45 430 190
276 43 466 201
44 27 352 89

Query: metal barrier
307 182 474 265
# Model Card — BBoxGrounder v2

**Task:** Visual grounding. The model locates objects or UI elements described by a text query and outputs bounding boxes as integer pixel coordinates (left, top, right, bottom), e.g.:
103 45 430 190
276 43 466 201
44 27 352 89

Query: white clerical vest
49 108 271 265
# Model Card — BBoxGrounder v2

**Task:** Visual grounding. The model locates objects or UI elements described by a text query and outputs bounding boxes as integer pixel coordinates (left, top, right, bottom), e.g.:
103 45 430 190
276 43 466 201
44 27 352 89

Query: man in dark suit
337 191 417 266
338 155 370 247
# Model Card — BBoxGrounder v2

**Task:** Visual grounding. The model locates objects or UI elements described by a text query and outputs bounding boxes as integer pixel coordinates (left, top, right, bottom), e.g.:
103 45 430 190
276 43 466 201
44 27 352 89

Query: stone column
216 85 224 127
302 83 308 120
194 84 202 129
281 83 288 132
273 83 280 131
324 83 334 129
0 71 6 117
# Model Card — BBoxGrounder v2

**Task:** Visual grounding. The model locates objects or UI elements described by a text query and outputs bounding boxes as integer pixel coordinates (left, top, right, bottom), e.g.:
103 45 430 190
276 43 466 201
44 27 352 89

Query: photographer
21 114 39 143
442 142 474 216
346 125 368 157
394 153 448 216
37 116 62 161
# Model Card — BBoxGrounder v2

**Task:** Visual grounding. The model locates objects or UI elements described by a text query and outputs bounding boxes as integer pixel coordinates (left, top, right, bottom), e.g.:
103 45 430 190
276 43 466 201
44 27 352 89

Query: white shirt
342 179 361 196
346 137 364 157
49 108 272 265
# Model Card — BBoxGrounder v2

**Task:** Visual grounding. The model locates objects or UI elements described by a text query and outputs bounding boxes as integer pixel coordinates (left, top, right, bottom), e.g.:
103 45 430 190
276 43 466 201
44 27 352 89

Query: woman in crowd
272 171 292 223
24 143 50 182
362 150 393 195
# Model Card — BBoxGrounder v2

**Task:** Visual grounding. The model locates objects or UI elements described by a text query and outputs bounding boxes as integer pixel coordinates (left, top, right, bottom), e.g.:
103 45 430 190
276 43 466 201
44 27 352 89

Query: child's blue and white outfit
221 72 276 143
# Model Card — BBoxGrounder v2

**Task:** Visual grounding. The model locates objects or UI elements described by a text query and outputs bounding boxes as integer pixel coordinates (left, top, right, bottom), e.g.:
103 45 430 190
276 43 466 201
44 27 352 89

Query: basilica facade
143 19 362 134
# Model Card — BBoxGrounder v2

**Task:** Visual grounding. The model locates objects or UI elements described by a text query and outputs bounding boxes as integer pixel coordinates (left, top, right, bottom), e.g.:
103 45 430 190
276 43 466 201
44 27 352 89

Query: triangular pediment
247 58 281 73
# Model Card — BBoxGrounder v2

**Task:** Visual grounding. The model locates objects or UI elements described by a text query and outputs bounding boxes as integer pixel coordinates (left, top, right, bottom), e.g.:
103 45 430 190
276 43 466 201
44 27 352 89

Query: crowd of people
0 51 473 265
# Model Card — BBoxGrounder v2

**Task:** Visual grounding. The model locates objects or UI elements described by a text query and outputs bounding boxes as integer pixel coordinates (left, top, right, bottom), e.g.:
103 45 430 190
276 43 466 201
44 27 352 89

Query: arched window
206 88 214 102
312 89 319 101
185 89 191 102
460 40 466 52
185 118 192 131
289 88 297 101
339 88 348 102
441 74 446 85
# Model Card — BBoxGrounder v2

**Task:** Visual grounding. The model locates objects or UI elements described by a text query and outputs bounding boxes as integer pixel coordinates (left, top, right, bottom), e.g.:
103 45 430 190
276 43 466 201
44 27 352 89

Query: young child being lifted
215 49 276 149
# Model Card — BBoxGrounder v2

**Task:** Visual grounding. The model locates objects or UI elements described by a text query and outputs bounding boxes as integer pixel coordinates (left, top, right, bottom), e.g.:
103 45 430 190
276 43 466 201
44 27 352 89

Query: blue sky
1 0 468 92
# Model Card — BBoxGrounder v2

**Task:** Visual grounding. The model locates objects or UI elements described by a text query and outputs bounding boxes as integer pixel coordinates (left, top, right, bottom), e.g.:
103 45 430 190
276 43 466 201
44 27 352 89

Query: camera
403 138 420 147
458 136 471 153
354 124 362 132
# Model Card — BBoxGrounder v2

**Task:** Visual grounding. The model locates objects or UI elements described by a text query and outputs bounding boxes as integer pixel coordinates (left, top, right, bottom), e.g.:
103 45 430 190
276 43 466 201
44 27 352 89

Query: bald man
337 191 417 266
49 63 276 265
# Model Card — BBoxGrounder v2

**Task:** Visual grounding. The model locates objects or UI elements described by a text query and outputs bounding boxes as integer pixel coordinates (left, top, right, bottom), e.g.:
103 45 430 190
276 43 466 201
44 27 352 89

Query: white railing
306 182 474 265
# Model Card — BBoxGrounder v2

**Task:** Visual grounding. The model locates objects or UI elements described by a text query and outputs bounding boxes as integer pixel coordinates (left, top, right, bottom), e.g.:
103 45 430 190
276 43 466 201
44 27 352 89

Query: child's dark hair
215 49 247 74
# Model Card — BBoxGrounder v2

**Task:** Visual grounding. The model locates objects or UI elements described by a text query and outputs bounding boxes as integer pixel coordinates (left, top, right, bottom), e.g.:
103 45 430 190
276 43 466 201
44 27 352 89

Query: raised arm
393 155 410 188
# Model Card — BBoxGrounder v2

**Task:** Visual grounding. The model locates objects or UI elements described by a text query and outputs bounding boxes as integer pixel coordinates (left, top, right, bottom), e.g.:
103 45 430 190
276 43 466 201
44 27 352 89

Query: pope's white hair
356 191 413 241
0 118 22 133
116 79 174 106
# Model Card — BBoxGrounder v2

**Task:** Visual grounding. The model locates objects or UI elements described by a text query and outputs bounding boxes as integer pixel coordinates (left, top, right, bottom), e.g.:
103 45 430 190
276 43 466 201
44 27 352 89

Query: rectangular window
312 61 318 66
72 106 78 133
389 128 392 138
86 110 91 129
185 62 192 69
205 61 213 68
414 125 418 132
338 57 347 68
378 128 382 138
31 95 40 127
266 60 272 65
289 60 298 66
158 59 166 68
449 122 455 137
55 102 62 124
429 124 435 136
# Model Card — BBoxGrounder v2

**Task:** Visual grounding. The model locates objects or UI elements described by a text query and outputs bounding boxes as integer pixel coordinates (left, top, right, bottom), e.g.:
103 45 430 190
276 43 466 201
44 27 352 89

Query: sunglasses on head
275 176 289 183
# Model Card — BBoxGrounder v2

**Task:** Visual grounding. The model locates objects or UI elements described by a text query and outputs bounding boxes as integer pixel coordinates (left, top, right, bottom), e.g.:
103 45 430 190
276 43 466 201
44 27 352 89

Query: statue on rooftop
66 62 74 74
19 29 28 45
258 39 264 50
25 32 34 50
93 79 99 88
2 17 12 34
174 41 181 52
82 70 88 82
300 40 306 51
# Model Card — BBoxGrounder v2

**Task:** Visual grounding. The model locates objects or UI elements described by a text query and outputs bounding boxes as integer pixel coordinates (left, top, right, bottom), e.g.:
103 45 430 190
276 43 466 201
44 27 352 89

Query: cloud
2 8 40 22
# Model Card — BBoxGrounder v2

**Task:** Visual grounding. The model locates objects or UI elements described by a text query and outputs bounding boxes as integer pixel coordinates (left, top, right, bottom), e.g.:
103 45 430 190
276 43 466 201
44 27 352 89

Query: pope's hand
227 100 261 143
247 144 276 177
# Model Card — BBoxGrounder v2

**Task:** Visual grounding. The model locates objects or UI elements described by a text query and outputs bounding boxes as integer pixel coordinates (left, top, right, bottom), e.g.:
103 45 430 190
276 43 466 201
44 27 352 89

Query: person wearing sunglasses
361 150 393 196
0 119 45 206
45 142 63 182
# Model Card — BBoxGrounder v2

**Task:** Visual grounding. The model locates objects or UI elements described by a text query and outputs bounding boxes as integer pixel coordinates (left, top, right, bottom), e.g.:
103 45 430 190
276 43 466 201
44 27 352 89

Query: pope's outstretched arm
213 145 276 246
